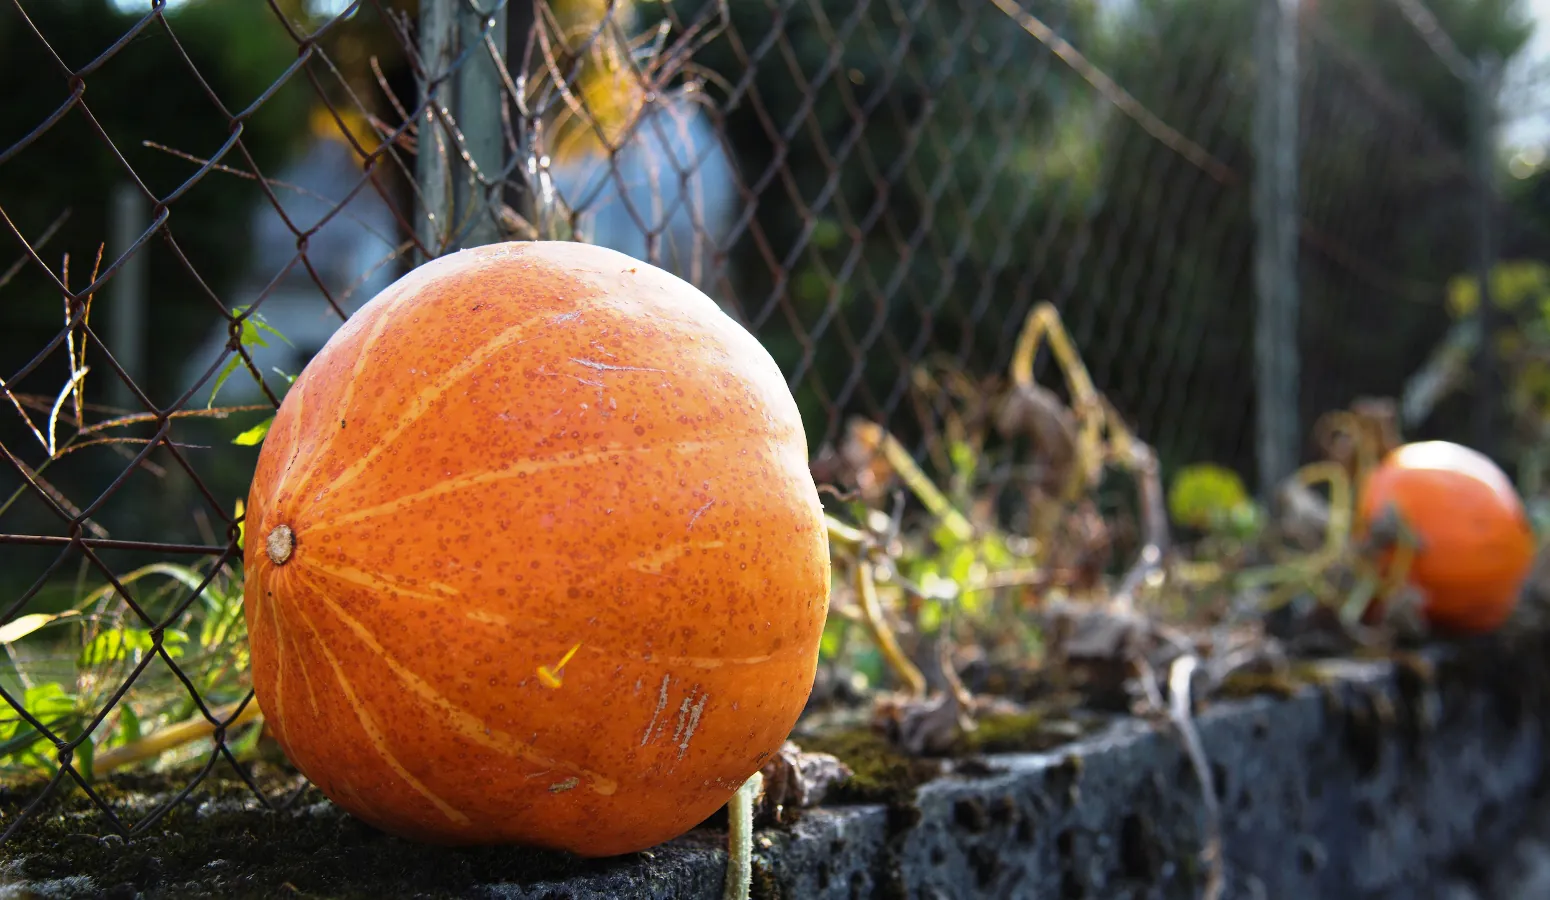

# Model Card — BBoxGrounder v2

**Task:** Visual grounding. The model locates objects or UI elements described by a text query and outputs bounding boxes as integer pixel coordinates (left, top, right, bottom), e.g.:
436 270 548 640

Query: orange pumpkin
241 241 830 856
1355 440 1535 635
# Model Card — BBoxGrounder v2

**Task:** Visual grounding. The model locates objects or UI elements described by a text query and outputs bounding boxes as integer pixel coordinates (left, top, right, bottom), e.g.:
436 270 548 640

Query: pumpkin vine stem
721 771 763 900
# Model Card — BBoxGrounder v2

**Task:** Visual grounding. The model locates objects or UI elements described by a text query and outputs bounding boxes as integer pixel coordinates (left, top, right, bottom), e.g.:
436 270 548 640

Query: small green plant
815 301 1176 711
1406 260 1550 509
1168 463 1262 541
1 558 259 781
0 258 290 781
208 304 295 447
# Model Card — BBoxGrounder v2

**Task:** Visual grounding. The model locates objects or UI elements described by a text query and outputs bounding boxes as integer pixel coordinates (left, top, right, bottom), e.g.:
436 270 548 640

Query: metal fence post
416 0 509 262
1469 55 1504 462
1252 0 1302 499
453 0 509 250
105 183 148 411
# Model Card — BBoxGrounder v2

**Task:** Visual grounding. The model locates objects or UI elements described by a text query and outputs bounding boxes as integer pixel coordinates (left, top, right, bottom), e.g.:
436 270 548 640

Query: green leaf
1168 463 1252 532
205 354 243 409
0 610 78 645
199 590 244 650
819 617 848 660
930 522 965 550
75 734 95 783
79 627 182 668
2 682 81 755
227 719 264 756
247 315 291 348
231 306 292 349
161 629 191 660
26 683 76 717
948 440 977 482
918 599 943 634
977 535 1014 569
811 218 843 250
233 417 274 446
0 684 68 749
207 308 294 409
79 631 123 669
118 704 141 745
947 545 976 585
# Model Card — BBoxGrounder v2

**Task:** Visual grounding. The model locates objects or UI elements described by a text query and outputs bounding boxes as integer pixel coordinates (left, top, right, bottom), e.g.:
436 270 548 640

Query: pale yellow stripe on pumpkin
284 623 322 720
319 313 561 499
243 493 267 548
302 561 474 606
654 652 777 669
284 285 413 506
306 440 716 535
260 571 289 747
301 563 554 630
304 563 785 670
628 540 726 575
309 586 618 795
262 371 311 508
292 602 472 827
464 609 510 627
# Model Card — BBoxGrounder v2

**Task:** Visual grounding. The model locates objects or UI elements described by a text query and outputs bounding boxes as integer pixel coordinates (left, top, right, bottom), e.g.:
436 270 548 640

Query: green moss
955 710 1099 756
795 728 940 807
1214 671 1304 701
1214 661 1341 702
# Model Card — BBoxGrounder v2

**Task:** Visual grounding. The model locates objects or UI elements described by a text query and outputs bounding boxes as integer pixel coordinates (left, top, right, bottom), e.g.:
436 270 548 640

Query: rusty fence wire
0 0 1544 845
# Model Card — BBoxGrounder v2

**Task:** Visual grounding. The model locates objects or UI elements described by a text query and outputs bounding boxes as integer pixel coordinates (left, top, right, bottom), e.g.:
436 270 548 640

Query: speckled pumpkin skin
1356 441 1534 635
241 241 830 856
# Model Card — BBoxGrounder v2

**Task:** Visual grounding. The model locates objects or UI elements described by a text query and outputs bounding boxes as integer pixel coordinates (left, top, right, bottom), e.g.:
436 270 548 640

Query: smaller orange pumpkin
1355 440 1536 635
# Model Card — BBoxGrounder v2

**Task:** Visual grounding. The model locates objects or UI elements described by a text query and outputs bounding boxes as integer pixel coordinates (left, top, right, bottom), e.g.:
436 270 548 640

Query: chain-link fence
1 0 1544 849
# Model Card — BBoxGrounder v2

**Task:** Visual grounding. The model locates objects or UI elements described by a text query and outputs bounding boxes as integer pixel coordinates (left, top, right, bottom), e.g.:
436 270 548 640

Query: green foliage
207 306 293 410
1429 260 1550 524
1445 259 1550 319
1168 462 1262 539
0 682 78 772
207 303 294 446
232 418 274 446
0 560 253 780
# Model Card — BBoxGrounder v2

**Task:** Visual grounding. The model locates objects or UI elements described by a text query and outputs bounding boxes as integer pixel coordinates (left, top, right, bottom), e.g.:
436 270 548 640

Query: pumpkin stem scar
266 525 295 565
537 642 582 689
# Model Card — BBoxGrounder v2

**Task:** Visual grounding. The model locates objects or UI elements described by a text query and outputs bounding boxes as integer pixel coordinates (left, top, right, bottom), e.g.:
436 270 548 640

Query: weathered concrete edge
472 641 1550 900
4 639 1545 900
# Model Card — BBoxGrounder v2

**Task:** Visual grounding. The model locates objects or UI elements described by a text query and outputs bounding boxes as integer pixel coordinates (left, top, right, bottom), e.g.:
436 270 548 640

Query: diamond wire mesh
1296 11 1550 456
0 0 1537 847
1296 16 1479 443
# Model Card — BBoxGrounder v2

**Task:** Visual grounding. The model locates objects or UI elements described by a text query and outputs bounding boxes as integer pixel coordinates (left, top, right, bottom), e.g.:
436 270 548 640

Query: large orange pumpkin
1355 440 1535 635
241 241 830 856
